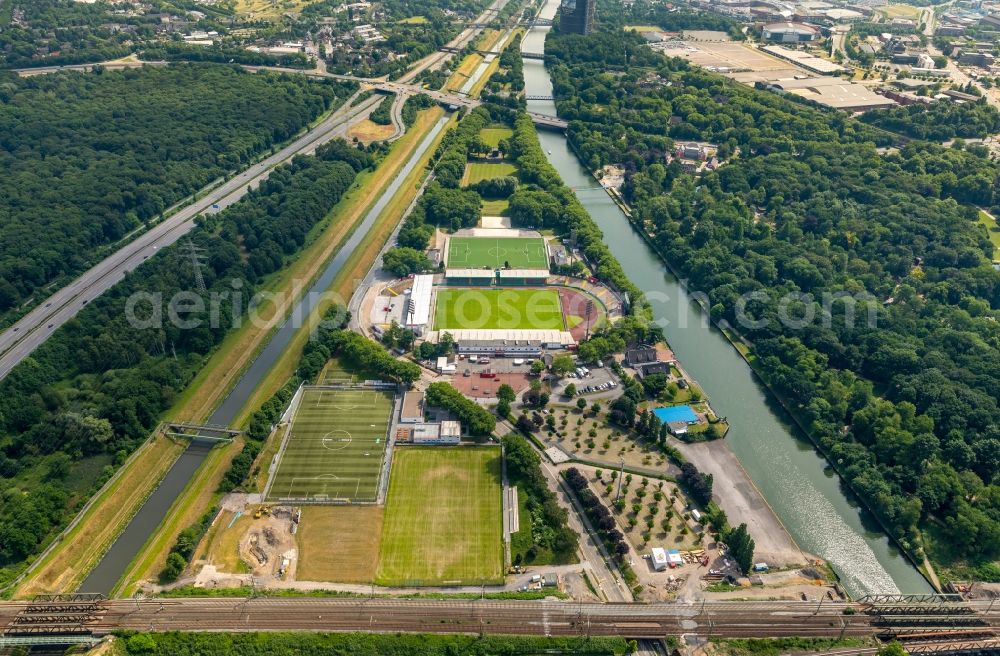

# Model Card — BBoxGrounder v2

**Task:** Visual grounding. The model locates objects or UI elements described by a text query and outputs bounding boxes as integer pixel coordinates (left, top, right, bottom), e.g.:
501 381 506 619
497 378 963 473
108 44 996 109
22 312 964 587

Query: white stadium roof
406 274 433 327
498 269 550 278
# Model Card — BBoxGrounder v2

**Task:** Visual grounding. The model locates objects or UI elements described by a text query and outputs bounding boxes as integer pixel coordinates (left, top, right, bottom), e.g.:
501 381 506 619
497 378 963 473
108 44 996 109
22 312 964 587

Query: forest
0 138 373 586
860 100 1000 141
545 29 1000 577
0 65 348 323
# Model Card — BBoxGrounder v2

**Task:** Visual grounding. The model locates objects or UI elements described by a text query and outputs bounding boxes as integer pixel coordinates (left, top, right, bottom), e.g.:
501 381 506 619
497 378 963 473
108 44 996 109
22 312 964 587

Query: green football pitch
434 288 563 330
376 447 504 586
265 388 393 503
447 236 547 269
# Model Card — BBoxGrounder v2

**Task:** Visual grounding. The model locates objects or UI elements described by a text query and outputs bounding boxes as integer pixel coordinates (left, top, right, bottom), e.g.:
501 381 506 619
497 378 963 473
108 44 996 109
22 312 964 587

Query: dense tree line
325 330 421 384
381 247 435 277
503 433 579 564
0 137 371 585
425 382 496 435
117 631 628 655
139 44 311 68
564 467 631 560
860 100 1000 141
0 65 349 320
545 29 1000 570
369 95 395 126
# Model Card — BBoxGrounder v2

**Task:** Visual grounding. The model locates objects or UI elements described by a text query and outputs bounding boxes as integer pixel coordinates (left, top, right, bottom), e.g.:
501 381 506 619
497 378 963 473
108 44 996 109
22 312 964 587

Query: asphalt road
0 92 383 381
0 0 514 383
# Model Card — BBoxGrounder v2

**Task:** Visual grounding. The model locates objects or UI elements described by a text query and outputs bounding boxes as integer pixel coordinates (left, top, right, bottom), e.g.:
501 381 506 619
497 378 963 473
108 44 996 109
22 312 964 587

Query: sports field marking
376 448 503 586
266 388 394 503
434 288 564 330
446 236 547 269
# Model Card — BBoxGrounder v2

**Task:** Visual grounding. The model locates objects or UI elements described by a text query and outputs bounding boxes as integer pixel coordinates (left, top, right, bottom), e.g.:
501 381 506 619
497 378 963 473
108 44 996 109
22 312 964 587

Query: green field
265 388 393 503
481 198 510 216
979 210 1000 260
480 127 513 149
377 448 504 585
435 288 563 330
462 162 518 185
447 235 547 269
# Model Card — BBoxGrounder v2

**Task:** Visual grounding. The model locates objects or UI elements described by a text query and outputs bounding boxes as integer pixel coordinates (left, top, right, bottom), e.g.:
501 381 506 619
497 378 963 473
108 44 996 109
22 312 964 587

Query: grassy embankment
114 106 451 596
17 105 442 598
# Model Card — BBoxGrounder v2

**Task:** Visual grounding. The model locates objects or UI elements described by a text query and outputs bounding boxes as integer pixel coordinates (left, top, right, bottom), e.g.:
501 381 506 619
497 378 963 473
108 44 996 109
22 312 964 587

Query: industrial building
761 22 818 43
559 0 595 34
766 76 897 112
762 45 847 75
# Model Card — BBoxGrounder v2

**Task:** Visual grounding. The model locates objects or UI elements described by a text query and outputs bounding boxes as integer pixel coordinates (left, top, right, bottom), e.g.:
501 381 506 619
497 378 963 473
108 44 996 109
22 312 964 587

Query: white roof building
651 547 669 571
406 274 433 328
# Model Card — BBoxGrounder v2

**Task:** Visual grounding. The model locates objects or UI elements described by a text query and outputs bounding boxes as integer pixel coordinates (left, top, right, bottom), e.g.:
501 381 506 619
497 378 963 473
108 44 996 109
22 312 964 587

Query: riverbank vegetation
544 28 1000 576
114 631 629 655
0 137 372 589
0 65 347 323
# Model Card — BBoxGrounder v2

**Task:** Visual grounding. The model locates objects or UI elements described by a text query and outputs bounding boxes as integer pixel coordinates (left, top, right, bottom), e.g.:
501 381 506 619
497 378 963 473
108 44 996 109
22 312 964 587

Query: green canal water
521 12 932 597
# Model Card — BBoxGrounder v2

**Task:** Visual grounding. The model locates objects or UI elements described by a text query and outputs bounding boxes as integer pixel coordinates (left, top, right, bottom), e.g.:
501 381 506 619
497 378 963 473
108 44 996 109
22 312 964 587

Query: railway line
2 598 999 645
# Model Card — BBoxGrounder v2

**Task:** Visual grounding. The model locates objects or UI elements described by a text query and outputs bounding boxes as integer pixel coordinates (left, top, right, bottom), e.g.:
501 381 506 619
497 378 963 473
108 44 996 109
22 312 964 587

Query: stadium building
444 269 497 286
761 22 817 42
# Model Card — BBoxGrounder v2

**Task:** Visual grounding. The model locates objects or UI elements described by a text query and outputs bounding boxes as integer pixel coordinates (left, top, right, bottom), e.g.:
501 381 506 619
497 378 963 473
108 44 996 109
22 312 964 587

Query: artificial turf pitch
434 288 563 330
376 447 504 585
265 388 393 503
447 235 547 269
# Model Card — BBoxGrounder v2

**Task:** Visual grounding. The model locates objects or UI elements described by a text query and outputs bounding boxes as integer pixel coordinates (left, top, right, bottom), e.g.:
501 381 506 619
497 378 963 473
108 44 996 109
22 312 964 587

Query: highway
0 0 517 384
0 92 384 381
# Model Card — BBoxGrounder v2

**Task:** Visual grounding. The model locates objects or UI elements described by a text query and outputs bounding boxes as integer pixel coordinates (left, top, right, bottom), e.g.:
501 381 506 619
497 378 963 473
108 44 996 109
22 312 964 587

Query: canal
79 115 452 595
520 7 932 597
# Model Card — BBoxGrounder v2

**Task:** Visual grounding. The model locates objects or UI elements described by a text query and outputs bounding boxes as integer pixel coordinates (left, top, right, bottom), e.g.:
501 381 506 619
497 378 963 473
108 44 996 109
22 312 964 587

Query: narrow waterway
80 115 452 595
521 9 931 597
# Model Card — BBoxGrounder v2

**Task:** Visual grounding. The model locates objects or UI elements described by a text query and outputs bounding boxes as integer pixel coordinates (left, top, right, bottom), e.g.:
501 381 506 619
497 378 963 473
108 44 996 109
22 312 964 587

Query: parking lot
551 365 622 401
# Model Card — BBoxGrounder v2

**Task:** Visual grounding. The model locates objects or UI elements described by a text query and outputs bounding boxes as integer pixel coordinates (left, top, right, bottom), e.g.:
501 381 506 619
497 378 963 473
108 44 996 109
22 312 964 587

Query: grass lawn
376 448 503 585
348 119 396 143
979 210 1000 260
480 127 513 149
398 15 428 23
462 162 518 185
266 389 393 503
876 4 922 19
196 510 252 574
297 506 384 583
434 288 563 330
446 235 547 269
481 198 510 216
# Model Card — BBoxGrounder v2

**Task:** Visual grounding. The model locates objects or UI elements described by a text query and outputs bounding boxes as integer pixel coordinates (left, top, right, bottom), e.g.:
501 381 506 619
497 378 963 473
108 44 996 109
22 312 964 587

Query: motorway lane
0 0 510 383
0 93 383 381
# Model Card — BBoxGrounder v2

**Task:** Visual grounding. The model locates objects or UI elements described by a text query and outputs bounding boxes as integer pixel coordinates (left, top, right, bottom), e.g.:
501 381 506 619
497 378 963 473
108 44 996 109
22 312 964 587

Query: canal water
520 7 931 597
80 115 452 595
